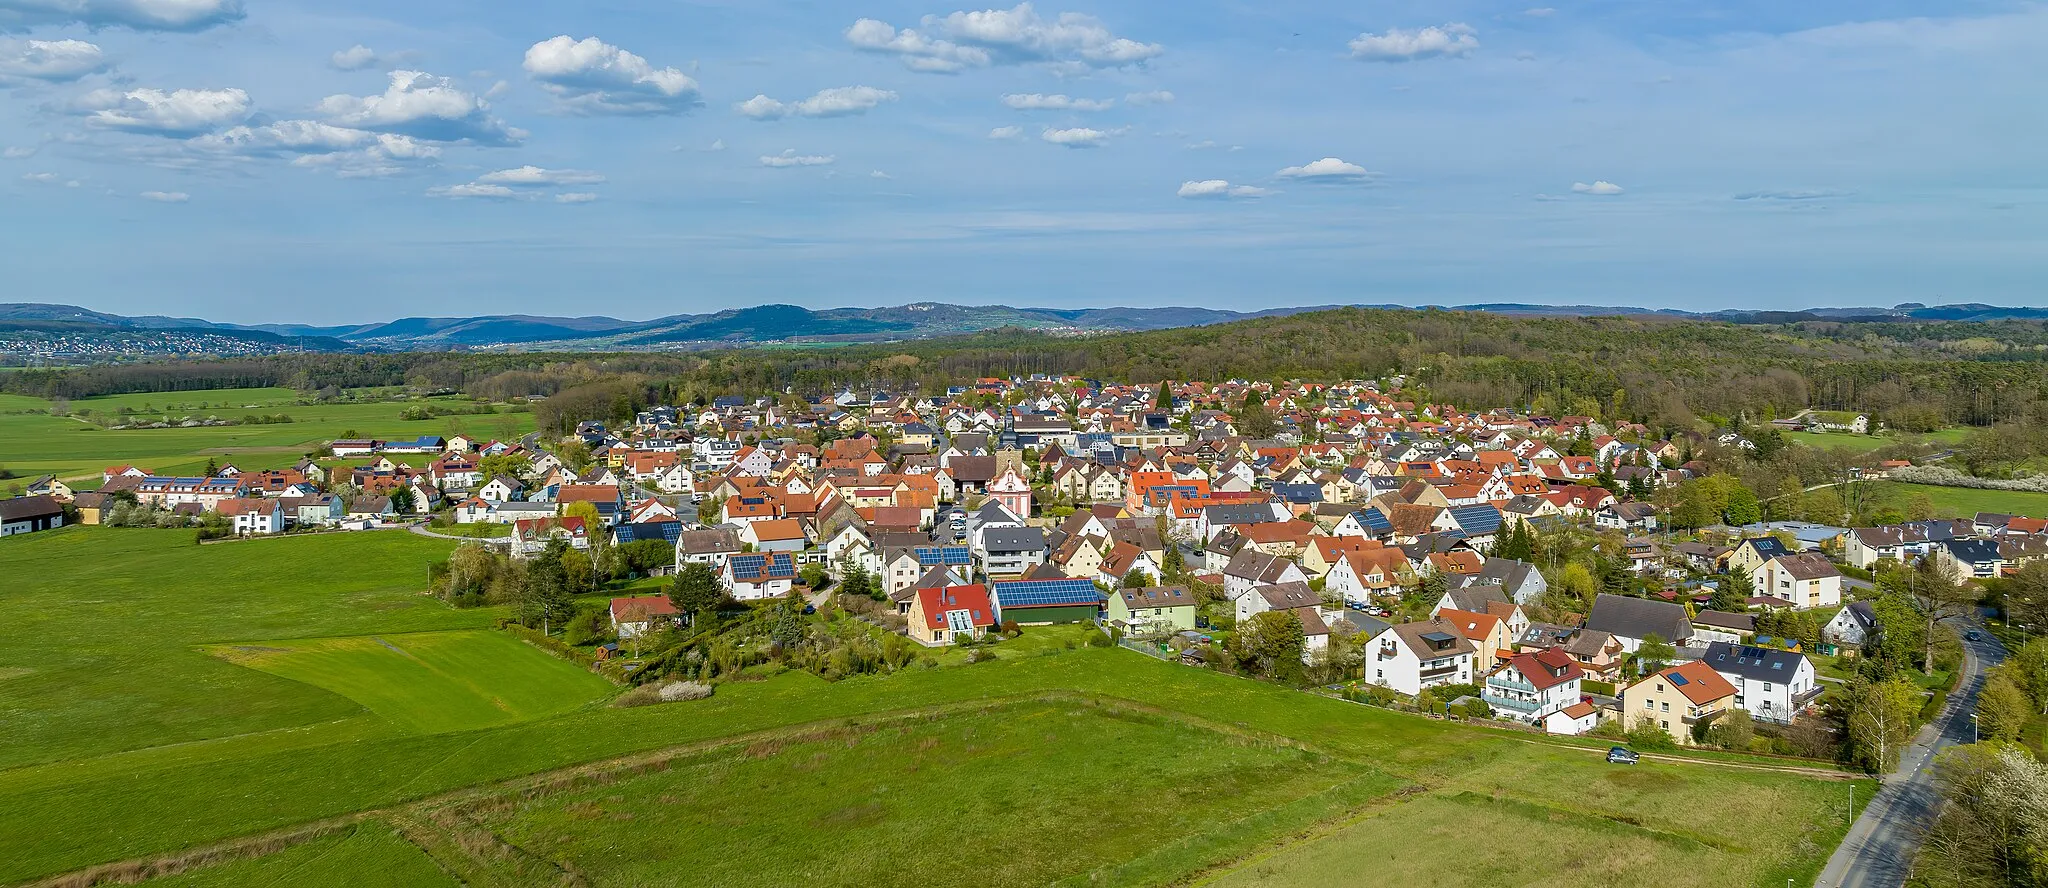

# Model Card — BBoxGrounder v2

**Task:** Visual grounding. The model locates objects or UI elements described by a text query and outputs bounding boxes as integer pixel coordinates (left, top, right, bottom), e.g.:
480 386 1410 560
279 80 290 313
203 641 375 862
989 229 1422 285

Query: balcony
1487 677 1535 694
1486 695 1542 713
1420 665 1464 681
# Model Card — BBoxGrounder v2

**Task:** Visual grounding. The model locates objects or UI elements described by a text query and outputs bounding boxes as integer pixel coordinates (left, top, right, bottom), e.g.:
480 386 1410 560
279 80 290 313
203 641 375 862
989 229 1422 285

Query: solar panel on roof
1669 673 1689 686
991 578 1102 608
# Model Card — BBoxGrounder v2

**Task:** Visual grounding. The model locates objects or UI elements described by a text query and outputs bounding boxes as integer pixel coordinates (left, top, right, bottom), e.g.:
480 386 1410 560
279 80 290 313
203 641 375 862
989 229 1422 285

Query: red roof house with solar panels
723 552 798 601
907 584 997 646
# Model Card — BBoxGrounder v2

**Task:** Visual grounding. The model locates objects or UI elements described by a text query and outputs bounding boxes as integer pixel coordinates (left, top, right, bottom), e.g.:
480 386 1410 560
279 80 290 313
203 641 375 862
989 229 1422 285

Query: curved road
1815 619 2006 888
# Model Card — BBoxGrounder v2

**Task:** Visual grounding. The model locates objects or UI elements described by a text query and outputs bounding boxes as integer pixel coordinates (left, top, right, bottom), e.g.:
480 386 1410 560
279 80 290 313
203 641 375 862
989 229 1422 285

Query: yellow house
1620 661 1738 746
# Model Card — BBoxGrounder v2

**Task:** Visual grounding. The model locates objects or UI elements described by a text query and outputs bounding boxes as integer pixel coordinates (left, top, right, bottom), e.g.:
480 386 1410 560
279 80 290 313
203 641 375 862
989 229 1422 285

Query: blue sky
1 0 2042 324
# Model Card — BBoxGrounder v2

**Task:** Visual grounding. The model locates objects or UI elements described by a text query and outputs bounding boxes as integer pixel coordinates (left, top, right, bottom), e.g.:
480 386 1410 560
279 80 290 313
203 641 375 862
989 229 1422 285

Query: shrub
614 680 714 707
1625 722 1678 751
1582 680 1617 697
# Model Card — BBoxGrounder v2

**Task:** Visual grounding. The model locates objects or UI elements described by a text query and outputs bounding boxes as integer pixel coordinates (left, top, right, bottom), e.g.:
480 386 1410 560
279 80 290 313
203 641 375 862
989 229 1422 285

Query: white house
217 498 284 535
1482 647 1584 726
1365 618 1477 697
1544 701 1601 736
1233 582 1319 624
1702 642 1820 725
723 552 798 601
1823 601 1878 649
1749 553 1843 610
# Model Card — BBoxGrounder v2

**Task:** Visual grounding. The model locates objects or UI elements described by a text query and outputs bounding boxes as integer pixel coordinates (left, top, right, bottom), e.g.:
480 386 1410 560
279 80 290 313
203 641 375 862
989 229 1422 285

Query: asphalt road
1814 619 2007 888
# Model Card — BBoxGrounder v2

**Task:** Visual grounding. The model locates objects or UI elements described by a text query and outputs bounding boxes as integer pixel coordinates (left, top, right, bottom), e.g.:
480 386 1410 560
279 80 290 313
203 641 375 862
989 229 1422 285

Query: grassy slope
1875 482 2048 519
209 630 614 734
139 821 455 888
0 528 492 769
0 386 533 483
0 530 1859 887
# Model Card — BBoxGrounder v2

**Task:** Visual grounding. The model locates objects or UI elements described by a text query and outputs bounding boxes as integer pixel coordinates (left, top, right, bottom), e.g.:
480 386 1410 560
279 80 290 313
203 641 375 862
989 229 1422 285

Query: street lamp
1971 713 1978 744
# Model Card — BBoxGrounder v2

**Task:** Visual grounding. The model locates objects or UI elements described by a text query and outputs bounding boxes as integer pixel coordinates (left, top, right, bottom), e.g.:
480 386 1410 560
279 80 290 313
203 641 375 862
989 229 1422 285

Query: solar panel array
1669 673 1690 686
1356 509 1393 533
730 552 795 580
991 578 1104 608
915 546 973 566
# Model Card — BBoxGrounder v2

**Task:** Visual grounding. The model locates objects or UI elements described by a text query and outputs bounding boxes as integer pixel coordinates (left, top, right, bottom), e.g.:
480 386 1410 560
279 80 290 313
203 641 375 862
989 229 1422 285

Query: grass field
0 385 533 484
0 527 1863 887
1785 427 1970 454
209 630 614 734
1875 481 2048 519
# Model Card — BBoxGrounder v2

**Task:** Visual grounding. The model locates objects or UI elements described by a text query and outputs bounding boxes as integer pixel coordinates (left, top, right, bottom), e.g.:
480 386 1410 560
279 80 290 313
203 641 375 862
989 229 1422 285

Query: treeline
7 308 2048 432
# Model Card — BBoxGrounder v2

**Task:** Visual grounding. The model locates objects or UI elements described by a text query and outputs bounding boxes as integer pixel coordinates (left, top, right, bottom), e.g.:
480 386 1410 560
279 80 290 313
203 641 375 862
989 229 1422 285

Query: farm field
208 630 614 734
1875 481 2048 520
1783 427 1969 454
0 385 532 484
0 528 1863 887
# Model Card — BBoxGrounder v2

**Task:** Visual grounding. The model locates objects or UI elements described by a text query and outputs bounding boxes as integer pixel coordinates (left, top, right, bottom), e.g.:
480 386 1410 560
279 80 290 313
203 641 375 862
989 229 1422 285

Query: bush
1582 679 1617 697
614 680 714 707
1625 722 1679 750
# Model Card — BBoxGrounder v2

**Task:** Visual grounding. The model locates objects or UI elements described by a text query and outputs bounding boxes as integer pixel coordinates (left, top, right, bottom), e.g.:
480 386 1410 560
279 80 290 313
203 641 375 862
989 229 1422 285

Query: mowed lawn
0 528 494 770
464 702 1393 888
1876 481 2048 519
139 820 456 888
0 386 533 482
209 630 614 734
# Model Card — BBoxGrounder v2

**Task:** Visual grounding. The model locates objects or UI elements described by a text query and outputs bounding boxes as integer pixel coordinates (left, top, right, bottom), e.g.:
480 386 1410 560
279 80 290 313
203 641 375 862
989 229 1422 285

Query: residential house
1620 660 1739 746
0 495 65 537
724 552 798 601
215 498 284 535
1749 553 1843 609
1233 581 1319 624
1932 538 2003 580
739 518 808 554
1222 550 1310 603
978 525 1049 577
610 595 682 639
1365 618 1478 696
512 516 590 557
675 527 743 572
1727 536 1791 577
1702 642 1820 725
1585 593 1694 653
907 584 998 646
1822 601 1878 650
1689 611 1757 646
1106 586 1198 635
1483 647 1585 726
1437 607 1513 671
347 496 397 523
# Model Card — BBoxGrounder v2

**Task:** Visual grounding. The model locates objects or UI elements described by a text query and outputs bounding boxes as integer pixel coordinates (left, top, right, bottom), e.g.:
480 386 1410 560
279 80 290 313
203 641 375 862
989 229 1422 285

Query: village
3 375 2040 754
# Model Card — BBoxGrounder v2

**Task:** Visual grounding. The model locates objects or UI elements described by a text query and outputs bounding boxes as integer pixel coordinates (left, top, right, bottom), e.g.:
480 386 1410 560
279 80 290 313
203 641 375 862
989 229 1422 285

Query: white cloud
3 145 34 158
1041 126 1108 147
1176 179 1269 199
759 148 834 167
20 170 56 181
0 0 243 33
138 189 187 202
426 182 517 199
1002 92 1112 111
317 70 521 145
1276 157 1371 179
0 39 104 83
736 85 897 120
988 125 1023 139
476 165 604 186
869 169 890 179
555 192 598 203
848 3 1161 73
189 120 442 177
330 44 379 71
1349 24 1479 62
1524 7 1556 16
522 35 699 115
73 86 249 136
1571 180 1623 195
1124 89 1174 105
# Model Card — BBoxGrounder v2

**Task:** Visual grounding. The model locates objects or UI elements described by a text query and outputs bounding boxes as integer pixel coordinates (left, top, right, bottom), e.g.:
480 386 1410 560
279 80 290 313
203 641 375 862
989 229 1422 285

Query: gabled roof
916 584 997 630
1646 660 1738 706
1703 642 1805 683
1585 593 1693 644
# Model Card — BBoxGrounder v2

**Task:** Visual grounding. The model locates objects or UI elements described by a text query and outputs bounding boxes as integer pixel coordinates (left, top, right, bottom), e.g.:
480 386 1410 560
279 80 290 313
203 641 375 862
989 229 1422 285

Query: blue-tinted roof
991 578 1104 609
915 546 973 566
1354 508 1393 533
729 552 795 580
614 521 683 544
1449 505 1502 535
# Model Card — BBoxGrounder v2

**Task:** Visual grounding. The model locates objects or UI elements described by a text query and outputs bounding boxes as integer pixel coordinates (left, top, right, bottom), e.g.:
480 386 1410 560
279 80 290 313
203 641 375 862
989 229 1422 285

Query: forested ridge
7 307 2047 432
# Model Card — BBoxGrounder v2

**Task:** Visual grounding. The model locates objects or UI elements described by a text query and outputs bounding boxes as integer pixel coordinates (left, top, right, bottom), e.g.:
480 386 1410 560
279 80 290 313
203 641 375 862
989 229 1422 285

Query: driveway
1814 619 2006 888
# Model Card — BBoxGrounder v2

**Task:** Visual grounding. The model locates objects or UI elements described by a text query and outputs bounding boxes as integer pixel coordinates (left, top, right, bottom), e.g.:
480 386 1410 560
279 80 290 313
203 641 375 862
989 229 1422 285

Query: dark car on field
1607 746 1640 765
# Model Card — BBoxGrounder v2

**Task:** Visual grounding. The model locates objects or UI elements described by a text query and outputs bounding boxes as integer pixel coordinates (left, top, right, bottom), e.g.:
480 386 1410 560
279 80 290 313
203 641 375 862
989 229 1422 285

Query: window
1763 682 1773 692
1660 701 1670 712
1643 698 1653 710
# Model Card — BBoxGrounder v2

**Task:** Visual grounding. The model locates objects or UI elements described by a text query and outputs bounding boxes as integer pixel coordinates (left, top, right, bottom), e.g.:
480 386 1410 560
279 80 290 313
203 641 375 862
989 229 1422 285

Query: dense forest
6 307 2048 434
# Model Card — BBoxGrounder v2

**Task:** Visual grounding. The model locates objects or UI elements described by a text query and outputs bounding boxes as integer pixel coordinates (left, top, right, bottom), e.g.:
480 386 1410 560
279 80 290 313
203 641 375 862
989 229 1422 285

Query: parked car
1606 746 1640 765
1964 630 1981 641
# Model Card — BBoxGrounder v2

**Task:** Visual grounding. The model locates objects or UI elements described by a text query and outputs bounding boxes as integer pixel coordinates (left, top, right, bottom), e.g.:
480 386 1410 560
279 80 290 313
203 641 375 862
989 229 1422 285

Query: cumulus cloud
1734 189 1837 201
1125 89 1173 105
3 145 34 158
72 86 249 136
988 125 1023 139
188 120 442 177
317 70 521 145
426 182 516 199
1571 180 1623 195
1276 157 1371 179
847 3 1161 73
736 85 897 120
1041 126 1108 147
330 44 379 71
1002 92 1112 111
20 170 56 181
555 192 598 203
476 165 604 186
0 0 243 33
1177 179 1268 199
759 148 834 167
1349 24 1478 61
139 189 187 201
523 35 699 115
869 169 890 179
0 38 104 83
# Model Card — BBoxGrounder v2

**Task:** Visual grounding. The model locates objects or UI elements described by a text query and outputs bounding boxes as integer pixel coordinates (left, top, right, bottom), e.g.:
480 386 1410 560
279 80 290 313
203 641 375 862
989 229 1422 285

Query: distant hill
3 299 2044 353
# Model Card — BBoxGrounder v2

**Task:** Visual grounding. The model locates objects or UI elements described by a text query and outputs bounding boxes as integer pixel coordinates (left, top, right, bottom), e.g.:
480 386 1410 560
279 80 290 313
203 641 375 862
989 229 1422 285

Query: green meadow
0 385 533 484
1875 481 2048 520
0 528 1862 887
